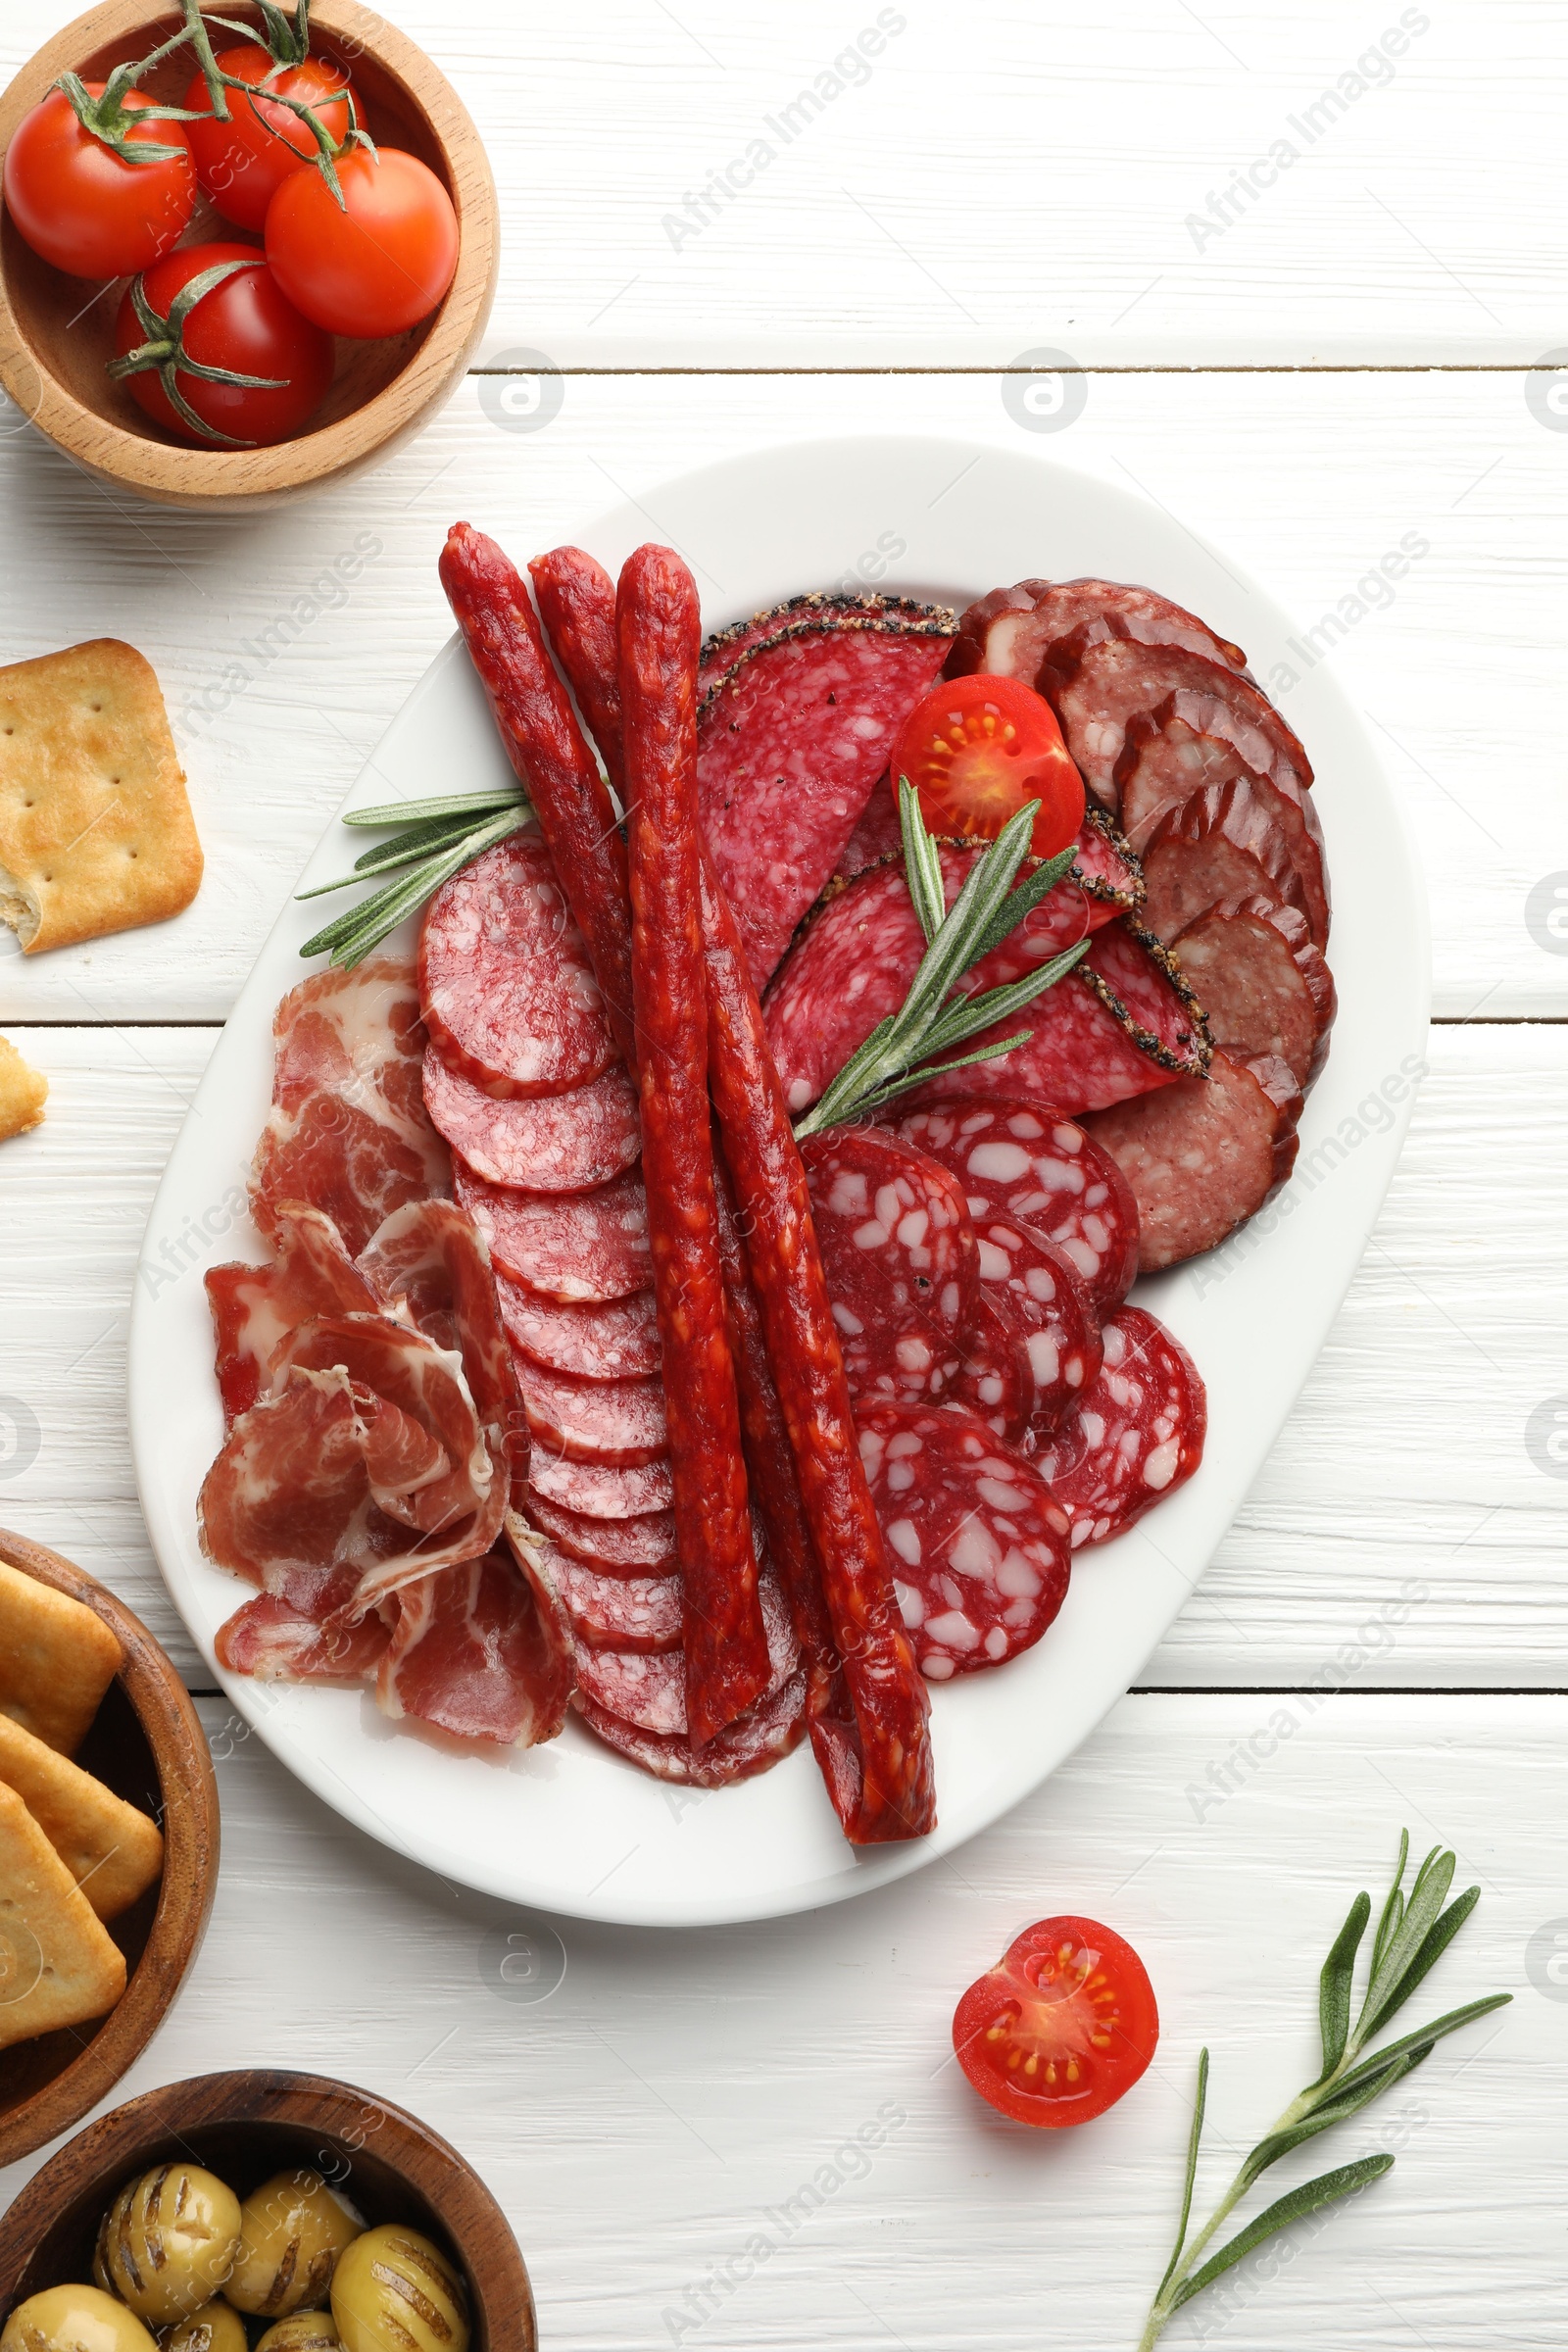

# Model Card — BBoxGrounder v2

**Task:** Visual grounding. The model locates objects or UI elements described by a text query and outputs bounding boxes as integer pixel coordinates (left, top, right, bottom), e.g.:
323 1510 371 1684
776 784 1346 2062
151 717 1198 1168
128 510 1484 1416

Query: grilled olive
255 2322 341 2352
94 2167 243 2326
158 2305 248 2352
330 2227 469 2352
222 2171 362 2318
0 2283 159 2352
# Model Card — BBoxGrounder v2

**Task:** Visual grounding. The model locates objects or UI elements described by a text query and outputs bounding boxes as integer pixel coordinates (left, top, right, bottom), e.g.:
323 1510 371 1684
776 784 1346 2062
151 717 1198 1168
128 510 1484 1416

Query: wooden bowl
0 2068 537 2346
0 0 498 509
0 1529 219 2172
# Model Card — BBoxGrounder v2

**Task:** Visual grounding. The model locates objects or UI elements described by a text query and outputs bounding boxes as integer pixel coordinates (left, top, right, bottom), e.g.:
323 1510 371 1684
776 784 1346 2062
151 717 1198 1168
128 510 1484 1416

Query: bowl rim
0 2065 537 2346
0 1528 220 2173
0 0 499 501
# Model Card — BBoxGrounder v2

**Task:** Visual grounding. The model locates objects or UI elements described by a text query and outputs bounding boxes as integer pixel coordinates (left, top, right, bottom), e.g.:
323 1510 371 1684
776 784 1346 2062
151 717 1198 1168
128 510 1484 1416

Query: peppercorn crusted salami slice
971 1215 1102 1437
1040 629 1311 809
573 1667 809 1788
526 1489 678 1572
1171 898 1336 1089
422 1049 640 1192
547 1552 683 1653
497 1276 661 1381
801 1126 978 1408
952 1293 1033 1442
699 592 954 700
512 1353 667 1467
528 1451 672 1519
1085 1050 1303 1273
455 1164 652 1302
697 622 955 988
1031 1306 1205 1546
893 1095 1140 1314
949 578 1248 690
856 1402 1071 1681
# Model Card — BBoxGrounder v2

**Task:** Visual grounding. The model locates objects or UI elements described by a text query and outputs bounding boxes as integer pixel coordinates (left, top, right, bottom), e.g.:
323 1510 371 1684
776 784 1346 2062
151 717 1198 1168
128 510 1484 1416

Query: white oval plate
129 436 1428 1928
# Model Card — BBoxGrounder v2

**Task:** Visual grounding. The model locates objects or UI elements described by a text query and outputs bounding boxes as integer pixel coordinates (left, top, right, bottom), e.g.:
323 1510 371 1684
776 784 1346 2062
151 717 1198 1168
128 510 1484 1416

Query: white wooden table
2 5 1565 2342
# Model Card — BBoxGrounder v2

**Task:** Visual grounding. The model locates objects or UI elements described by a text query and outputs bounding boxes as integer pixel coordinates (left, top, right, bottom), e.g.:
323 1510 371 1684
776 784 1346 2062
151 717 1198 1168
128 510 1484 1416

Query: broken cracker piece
0 639 202 954
0 1780 126 2050
0 1035 45 1139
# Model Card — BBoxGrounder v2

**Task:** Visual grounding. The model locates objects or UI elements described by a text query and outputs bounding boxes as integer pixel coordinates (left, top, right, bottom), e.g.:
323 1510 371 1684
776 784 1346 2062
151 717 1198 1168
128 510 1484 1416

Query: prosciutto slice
375 1523 574 1746
359 1198 526 1498
207 1204 386 1426
251 958 451 1256
216 1592 393 1684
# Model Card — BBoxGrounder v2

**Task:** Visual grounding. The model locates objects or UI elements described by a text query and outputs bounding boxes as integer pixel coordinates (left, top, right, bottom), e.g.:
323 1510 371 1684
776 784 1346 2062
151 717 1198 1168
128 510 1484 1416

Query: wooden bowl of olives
0 2069 535 2351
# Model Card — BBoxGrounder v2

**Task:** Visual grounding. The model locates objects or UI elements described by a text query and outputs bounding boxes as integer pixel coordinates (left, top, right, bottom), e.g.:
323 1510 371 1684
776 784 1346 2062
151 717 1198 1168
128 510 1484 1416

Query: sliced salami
422 1049 641 1192
952 1293 1032 1442
526 1489 678 1572
697 623 954 987
832 772 903 882
497 1276 661 1381
573 1667 808 1788
1172 898 1336 1088
1141 777 1321 950
418 832 614 1097
699 592 952 700
856 1401 1071 1681
893 1095 1140 1313
949 577 1248 688
1085 1049 1303 1272
1032 1306 1205 1546
572 1563 799 1736
801 1126 978 1406
528 1451 672 1519
971 1215 1102 1435
456 1163 651 1302
1039 630 1311 808
545 1551 682 1653
511 1352 667 1467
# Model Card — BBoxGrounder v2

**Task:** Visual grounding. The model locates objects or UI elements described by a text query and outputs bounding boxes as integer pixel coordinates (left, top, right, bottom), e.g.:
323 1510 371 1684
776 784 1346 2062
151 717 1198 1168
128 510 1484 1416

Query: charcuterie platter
128 435 1427 1926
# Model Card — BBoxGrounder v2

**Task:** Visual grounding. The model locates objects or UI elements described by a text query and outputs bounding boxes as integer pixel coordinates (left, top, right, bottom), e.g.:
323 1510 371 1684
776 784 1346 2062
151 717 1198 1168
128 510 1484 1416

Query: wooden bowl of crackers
0 0 498 511
0 1529 220 2172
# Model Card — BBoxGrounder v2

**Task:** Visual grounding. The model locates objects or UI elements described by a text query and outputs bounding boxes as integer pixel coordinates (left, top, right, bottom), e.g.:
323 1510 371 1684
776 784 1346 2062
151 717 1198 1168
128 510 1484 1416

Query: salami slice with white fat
801 1126 978 1407
511 1352 667 1467
1172 898 1336 1088
528 1451 672 1520
456 1163 651 1301
497 1276 661 1381
856 1401 1071 1681
419 831 614 1097
952 1294 1032 1442
1040 629 1311 809
572 1563 799 1736
573 1668 809 1788
545 1551 682 1653
894 1094 1140 1314
1031 1306 1205 1546
949 577 1248 689
1085 1050 1303 1273
526 1489 678 1572
423 1049 640 1191
971 1214 1102 1437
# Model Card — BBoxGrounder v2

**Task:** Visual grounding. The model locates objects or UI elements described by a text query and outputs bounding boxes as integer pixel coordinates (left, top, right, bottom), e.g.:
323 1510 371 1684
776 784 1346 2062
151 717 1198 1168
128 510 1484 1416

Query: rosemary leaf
294 816 479 900
899 778 947 943
299 807 522 965
1236 2046 1430 2192
1363 1886 1483 2039
1168 2158 1395 2312
1355 1846 1454 2044
1370 1829 1411 1979
1313 1889 1371 2084
915 941 1092 1058
966 840 1080 966
1327 1991 1511 2103
826 1031 1040 1125
1155 2049 1208 2304
341 786 528 829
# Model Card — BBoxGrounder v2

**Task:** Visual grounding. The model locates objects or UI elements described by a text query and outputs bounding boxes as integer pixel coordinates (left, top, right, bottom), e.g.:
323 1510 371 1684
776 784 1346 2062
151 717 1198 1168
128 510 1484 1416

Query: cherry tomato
265 146 459 339
2 83 194 278
113 241 334 448
952 1915 1158 2128
893 672 1086 860
183 46 353 232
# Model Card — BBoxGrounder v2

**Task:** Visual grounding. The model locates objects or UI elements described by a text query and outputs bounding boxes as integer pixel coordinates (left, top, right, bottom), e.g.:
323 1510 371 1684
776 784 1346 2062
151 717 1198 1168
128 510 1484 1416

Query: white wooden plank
0 367 1561 1021
6 0 1561 361
1 1022 1561 1689
0 1690 1551 2347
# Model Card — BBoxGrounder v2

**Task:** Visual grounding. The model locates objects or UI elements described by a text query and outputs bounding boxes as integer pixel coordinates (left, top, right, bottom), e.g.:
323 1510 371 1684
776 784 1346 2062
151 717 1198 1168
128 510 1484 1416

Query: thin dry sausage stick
700 851 936 1843
438 522 638 1068
529 547 628 794
619 543 770 1745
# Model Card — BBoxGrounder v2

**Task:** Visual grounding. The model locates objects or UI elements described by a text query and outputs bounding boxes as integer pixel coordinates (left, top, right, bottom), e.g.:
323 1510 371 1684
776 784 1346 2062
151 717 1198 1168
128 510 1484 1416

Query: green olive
157 2305 248 2352
221 2171 362 2318
0 2283 159 2352
330 2227 469 2352
94 2168 243 2327
255 2321 341 2352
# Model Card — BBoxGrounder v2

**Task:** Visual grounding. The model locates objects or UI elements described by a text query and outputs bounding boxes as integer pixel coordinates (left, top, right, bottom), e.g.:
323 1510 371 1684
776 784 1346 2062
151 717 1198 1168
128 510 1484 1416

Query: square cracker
0 639 202 954
0 1781 126 2050
0 1712 163 1922
0 1560 122 1755
0 1035 46 1140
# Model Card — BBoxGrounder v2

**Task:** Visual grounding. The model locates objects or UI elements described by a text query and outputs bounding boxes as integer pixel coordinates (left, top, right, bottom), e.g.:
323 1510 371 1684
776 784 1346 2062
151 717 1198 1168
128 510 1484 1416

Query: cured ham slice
207 1204 383 1426
251 957 451 1257
358 1198 525 1494
216 1592 392 1684
375 1534 573 1746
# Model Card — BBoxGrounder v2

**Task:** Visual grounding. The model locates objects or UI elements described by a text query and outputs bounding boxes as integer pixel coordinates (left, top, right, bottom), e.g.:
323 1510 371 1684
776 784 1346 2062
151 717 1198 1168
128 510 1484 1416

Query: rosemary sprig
297 788 530 967
1136 1831 1510 2349
791 781 1090 1139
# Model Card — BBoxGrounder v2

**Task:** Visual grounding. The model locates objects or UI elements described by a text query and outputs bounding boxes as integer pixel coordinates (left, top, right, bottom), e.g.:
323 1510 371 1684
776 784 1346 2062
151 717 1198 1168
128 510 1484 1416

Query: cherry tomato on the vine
2 83 194 278
893 672 1086 859
184 45 353 232
113 241 333 448
952 1915 1158 2128
265 146 460 339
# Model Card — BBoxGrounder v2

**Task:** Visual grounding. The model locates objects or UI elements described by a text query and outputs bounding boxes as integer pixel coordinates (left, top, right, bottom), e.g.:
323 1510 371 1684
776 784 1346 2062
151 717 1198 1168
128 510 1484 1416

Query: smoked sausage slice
1085 1049 1303 1273
1171 898 1336 1088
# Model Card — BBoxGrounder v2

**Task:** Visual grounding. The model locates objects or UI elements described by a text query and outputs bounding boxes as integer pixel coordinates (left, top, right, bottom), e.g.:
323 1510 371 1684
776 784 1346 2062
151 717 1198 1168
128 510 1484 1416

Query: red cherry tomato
113 242 334 448
183 46 353 232
2 83 194 278
893 672 1086 860
265 146 459 338
953 1915 1158 2128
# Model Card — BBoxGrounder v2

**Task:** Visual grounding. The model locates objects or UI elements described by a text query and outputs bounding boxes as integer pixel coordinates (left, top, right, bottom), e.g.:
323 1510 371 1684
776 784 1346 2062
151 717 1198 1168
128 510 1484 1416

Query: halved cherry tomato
184 46 353 232
953 1914 1158 2128
265 146 459 339
2 84 194 278
112 242 333 448
892 672 1086 859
